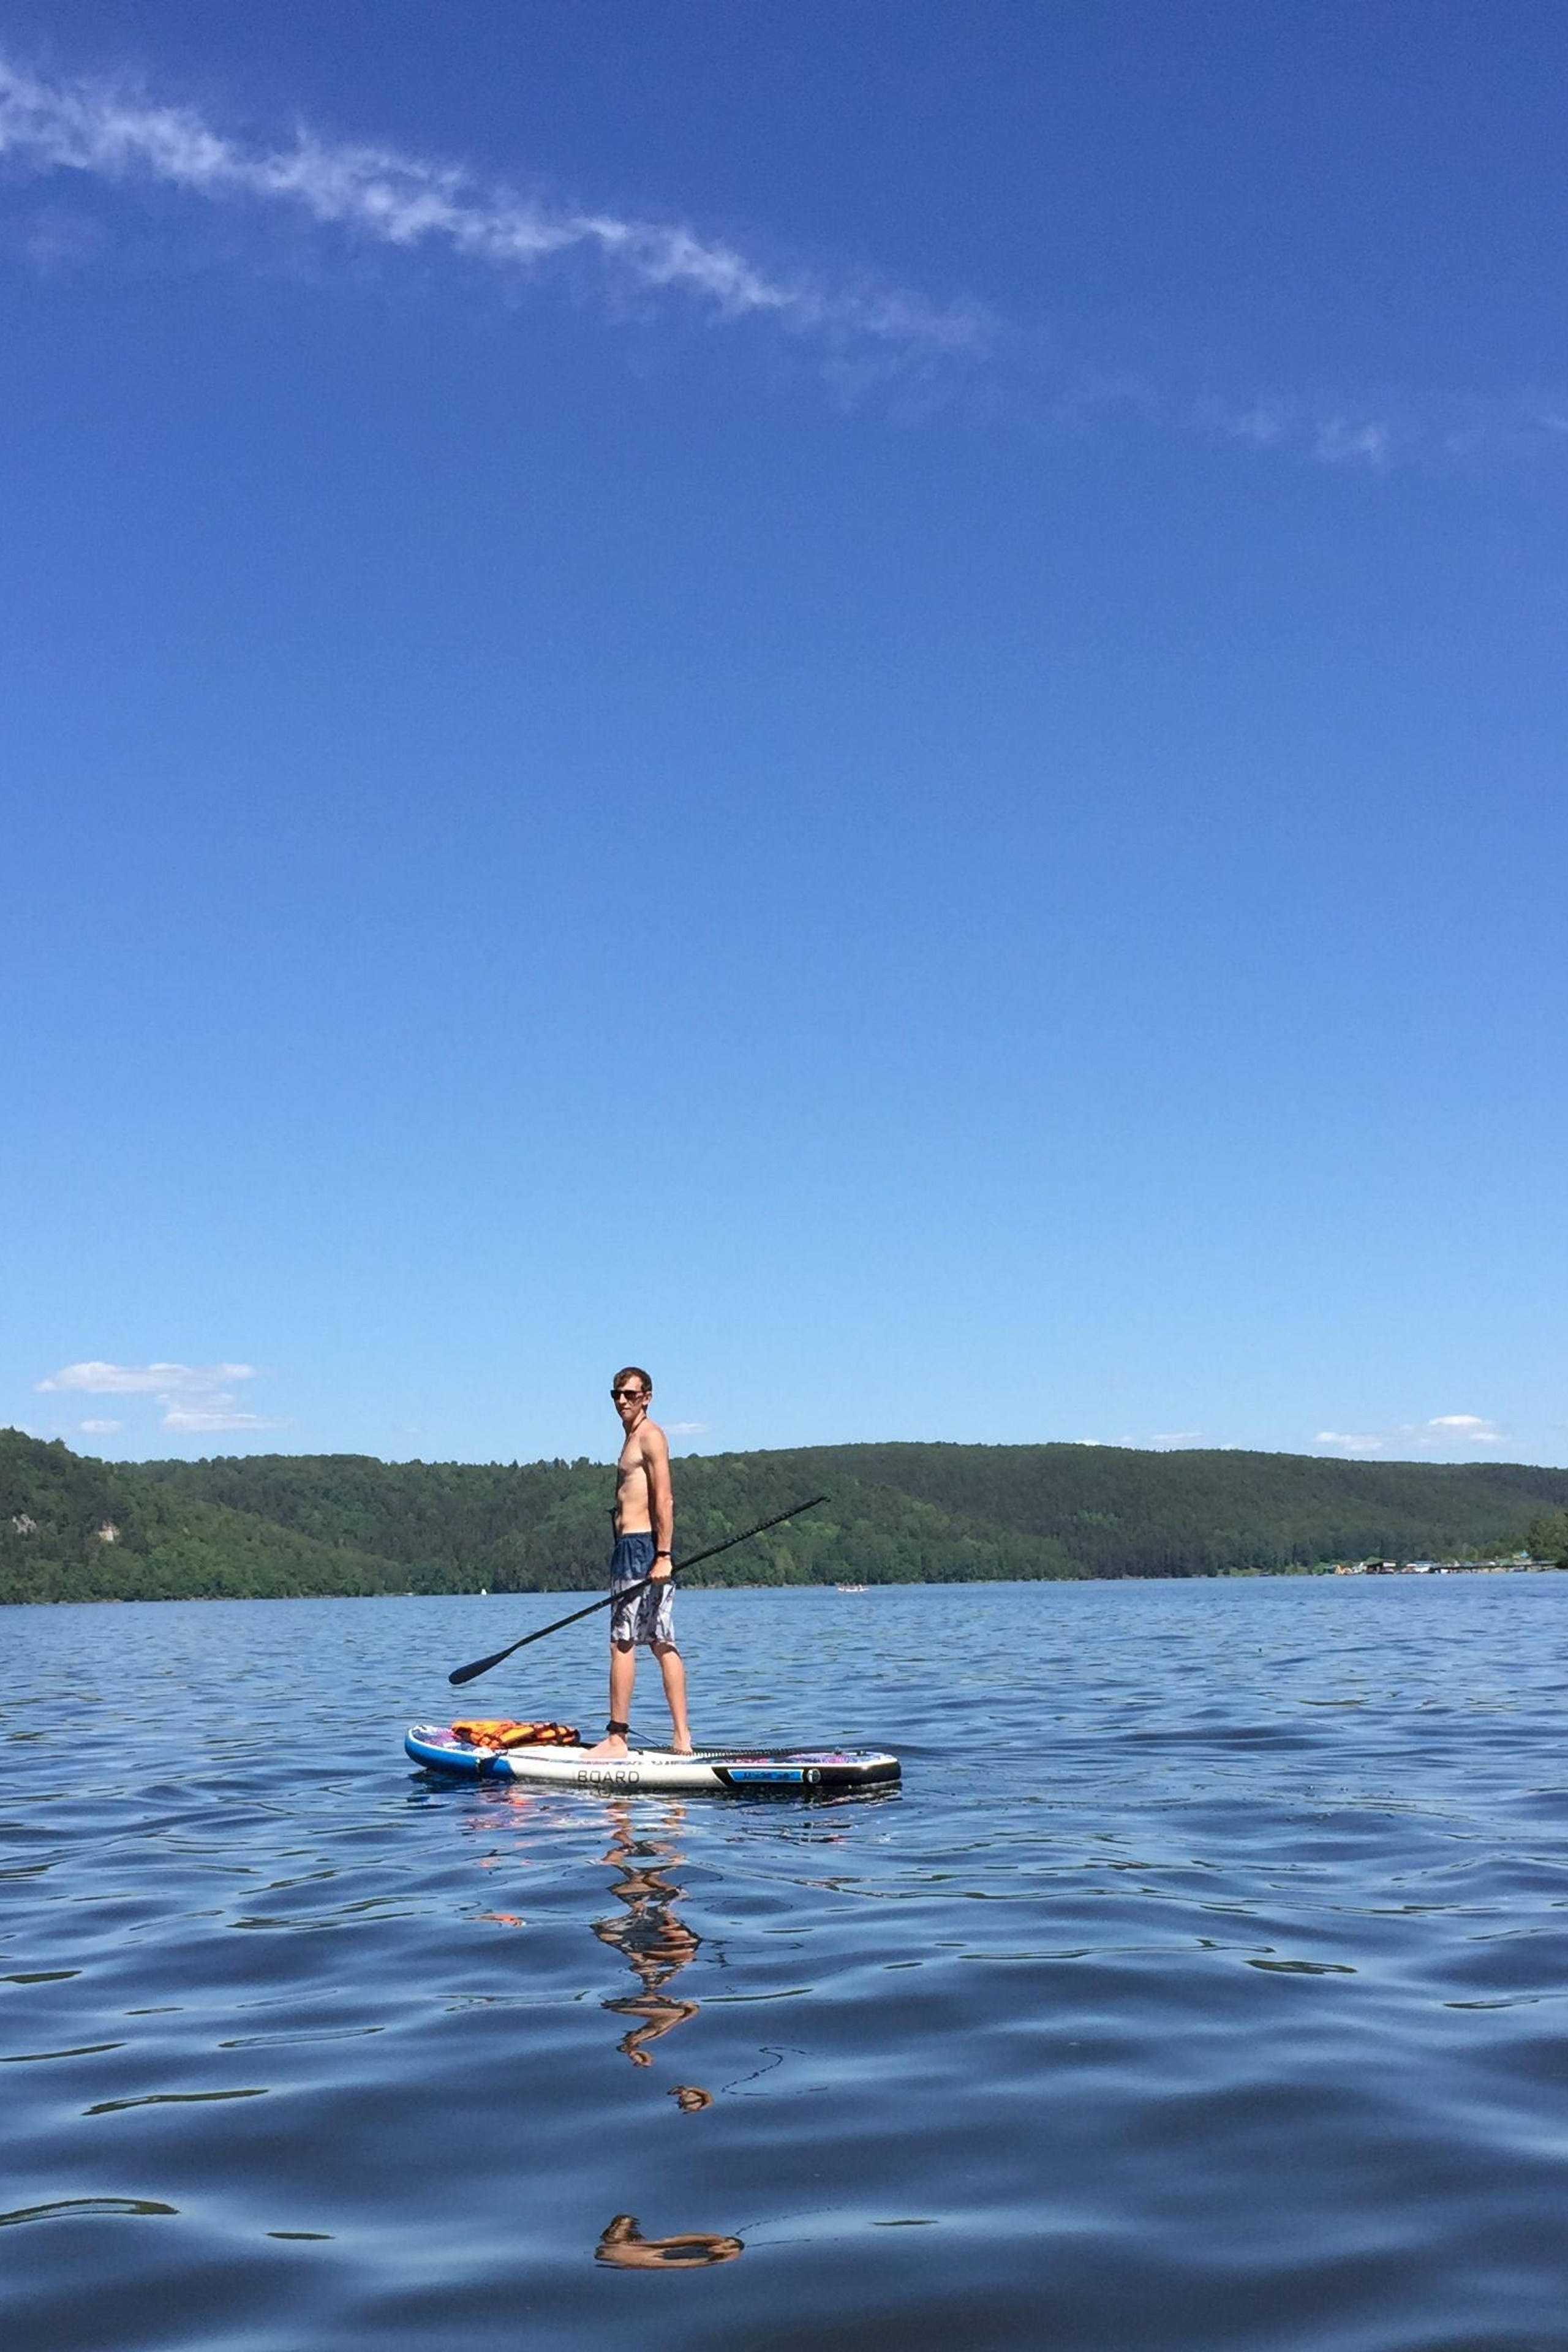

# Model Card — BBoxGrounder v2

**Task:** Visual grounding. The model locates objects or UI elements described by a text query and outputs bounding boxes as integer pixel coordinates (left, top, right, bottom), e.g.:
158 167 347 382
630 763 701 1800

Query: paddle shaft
447 1496 827 1686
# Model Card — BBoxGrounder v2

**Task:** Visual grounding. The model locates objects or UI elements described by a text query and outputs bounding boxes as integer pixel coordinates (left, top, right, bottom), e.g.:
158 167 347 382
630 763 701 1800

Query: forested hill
0 1430 399 1604
5 1428 1567 1602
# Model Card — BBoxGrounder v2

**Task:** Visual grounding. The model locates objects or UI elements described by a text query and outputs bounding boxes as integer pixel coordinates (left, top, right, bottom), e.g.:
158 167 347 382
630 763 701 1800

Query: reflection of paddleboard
405 1725 900 1795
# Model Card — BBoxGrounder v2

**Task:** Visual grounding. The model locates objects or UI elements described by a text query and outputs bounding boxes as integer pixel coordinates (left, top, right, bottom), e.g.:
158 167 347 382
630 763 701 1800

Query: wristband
655 1550 672 1558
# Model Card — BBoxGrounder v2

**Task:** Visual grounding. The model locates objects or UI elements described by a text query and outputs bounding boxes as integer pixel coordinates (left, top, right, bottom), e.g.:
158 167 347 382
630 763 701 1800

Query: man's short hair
612 1365 652 1393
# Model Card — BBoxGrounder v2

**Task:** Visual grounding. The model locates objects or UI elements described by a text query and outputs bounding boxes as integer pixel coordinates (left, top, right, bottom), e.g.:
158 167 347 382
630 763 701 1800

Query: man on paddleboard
585 1368 692 1758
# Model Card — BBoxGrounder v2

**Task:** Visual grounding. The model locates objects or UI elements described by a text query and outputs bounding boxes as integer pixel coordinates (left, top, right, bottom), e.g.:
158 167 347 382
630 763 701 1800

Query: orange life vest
451 1717 579 1751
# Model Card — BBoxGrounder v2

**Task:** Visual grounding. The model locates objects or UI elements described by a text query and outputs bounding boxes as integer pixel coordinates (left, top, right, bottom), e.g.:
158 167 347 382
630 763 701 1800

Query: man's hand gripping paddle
447 1498 828 1687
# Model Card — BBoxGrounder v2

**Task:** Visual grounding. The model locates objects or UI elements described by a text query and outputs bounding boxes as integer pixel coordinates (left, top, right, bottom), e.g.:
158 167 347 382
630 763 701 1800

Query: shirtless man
585 1368 691 1759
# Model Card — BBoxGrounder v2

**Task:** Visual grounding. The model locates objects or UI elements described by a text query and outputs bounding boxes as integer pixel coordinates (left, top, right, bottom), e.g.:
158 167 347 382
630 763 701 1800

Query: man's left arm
645 1426 675 1575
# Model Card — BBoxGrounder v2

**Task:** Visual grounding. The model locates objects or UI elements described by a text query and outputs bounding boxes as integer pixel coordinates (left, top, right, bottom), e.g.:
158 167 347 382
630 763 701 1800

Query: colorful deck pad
405 1724 900 1795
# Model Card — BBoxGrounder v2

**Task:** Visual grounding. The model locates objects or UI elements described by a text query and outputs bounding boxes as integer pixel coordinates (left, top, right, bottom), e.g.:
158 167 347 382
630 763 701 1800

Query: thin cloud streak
2 51 1562 470
1315 1415 1509 1458
37 1359 259 1394
0 53 989 365
161 1405 287 1433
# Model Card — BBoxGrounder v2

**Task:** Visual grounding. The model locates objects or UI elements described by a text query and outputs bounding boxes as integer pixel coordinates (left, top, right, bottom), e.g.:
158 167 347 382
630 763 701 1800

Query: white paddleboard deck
405 1725 900 1795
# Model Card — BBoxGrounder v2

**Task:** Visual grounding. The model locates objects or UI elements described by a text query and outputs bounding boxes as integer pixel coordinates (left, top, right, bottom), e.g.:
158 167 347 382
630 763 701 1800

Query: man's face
611 1379 650 1428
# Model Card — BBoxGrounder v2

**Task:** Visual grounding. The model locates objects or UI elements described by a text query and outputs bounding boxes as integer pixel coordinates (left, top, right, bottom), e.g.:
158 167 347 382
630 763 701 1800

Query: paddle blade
448 1644 515 1687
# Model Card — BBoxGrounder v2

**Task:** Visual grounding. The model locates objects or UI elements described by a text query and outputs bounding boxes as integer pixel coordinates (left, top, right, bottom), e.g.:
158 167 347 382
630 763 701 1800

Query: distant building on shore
1334 1556 1548 1575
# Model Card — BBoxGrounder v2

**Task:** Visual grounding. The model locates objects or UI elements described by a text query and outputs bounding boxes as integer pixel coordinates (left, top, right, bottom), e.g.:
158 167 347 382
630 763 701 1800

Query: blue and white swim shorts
609 1531 676 1649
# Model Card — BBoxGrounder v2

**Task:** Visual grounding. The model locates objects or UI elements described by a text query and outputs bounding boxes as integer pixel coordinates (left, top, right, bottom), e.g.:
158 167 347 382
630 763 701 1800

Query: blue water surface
5 1576 1568 2351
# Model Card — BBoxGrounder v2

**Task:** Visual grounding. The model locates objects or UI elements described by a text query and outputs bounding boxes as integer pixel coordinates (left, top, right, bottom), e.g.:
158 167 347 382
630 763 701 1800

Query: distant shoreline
7 1565 1566 1610
6 1430 1566 1605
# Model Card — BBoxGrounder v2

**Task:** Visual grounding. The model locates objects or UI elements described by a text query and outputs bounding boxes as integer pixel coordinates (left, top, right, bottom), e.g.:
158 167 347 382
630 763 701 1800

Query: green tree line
4 1428 1566 1604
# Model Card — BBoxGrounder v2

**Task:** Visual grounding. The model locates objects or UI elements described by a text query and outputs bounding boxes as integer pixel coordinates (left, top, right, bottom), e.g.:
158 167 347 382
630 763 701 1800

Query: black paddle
447 1496 829 1687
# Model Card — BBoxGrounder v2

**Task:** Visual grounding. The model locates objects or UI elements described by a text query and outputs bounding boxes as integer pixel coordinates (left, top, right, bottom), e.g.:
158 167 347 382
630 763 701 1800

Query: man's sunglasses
610 1387 649 1403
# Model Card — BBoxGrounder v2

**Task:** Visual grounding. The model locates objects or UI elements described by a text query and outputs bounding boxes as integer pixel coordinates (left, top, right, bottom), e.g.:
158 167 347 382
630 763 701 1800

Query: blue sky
3 2 1564 1470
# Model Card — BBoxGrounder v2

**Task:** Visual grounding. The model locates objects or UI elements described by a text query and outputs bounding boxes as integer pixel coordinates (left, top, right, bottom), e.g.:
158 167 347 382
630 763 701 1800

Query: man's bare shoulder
639 1415 671 1458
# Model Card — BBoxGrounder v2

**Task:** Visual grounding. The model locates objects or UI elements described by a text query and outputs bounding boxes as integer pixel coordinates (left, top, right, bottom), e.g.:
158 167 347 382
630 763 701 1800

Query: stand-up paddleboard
405 1725 900 1795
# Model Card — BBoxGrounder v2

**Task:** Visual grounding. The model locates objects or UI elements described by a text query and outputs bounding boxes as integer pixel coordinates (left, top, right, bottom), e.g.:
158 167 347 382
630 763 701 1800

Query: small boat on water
835 1583 867 1593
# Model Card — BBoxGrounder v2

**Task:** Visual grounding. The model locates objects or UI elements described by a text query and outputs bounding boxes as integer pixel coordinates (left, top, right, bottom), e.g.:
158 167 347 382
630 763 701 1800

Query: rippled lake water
6 1577 1568 2350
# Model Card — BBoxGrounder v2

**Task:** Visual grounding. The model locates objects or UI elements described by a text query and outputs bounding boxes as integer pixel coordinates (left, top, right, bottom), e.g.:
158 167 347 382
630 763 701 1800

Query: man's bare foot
583 1732 631 1761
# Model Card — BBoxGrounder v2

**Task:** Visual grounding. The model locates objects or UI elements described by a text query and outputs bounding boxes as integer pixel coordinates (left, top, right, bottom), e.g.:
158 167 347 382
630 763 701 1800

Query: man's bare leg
585 1645 636 1758
654 1643 693 1752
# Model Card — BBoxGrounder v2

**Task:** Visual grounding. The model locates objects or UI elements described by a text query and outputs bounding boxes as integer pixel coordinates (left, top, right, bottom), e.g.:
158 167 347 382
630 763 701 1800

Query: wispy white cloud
0 52 987 371
2 50 1562 470
78 1417 122 1434
1207 398 1398 470
1212 387 1568 473
1215 401 1291 448
1313 417 1394 469
666 1420 712 1438
160 1404 286 1434
1150 1430 1207 1449
1316 1414 1509 1458
37 1359 259 1394
35 1359 286 1436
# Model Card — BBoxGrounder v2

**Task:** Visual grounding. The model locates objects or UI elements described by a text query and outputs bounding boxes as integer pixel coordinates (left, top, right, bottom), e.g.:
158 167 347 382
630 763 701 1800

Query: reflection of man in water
596 2214 743 2269
594 1803 711 2108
